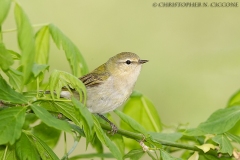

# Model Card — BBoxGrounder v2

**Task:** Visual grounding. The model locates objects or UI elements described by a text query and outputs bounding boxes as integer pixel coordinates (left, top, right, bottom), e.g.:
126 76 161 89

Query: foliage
0 1 240 160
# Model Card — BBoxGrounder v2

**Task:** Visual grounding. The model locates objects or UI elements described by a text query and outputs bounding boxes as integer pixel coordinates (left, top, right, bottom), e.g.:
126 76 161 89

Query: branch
100 123 230 158
100 123 143 139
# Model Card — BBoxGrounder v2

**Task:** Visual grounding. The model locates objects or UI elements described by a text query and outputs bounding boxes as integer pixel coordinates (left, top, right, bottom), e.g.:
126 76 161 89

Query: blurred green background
2 0 240 158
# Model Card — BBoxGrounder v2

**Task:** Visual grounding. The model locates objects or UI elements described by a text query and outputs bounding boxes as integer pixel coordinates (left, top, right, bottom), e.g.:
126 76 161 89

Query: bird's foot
108 122 118 135
97 113 118 135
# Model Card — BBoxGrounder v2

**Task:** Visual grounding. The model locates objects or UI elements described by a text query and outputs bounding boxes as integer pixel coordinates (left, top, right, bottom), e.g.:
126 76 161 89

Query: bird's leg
97 113 118 134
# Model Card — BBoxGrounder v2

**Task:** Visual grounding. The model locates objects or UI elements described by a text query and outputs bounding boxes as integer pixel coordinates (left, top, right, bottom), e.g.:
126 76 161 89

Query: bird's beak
139 60 148 64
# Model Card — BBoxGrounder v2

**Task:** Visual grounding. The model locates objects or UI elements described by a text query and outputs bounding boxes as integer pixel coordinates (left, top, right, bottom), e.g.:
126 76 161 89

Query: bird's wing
79 64 110 87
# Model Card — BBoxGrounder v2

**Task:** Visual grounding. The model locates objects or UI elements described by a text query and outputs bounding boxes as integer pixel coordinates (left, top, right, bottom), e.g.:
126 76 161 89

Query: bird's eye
125 60 131 65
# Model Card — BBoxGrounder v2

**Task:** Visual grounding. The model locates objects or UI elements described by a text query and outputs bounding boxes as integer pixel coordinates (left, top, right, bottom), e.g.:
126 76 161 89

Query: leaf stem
3 145 8 160
61 141 79 160
2 23 49 33
64 132 67 154
36 98 71 102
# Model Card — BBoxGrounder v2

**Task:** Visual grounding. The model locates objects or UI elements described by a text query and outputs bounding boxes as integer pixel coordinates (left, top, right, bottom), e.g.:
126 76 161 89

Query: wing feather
79 63 110 87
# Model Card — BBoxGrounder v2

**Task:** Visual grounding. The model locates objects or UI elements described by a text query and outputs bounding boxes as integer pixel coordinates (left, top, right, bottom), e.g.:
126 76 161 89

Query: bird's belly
86 82 131 114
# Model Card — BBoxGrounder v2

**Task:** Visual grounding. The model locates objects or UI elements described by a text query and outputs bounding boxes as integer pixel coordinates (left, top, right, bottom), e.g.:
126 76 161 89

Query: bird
60 52 148 133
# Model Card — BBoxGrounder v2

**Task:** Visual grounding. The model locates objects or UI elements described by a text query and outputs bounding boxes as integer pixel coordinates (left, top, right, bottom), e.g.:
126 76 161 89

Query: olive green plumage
78 52 148 114
60 52 148 133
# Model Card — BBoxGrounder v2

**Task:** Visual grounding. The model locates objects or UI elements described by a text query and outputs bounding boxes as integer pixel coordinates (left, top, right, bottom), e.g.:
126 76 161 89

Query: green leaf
227 104 240 135
149 132 182 143
122 91 162 132
4 68 22 92
32 64 49 78
119 91 161 148
48 70 86 102
14 3 35 85
26 64 49 90
184 128 206 136
33 100 85 128
212 134 233 155
69 124 85 137
160 150 181 160
33 122 61 148
91 135 103 155
33 100 87 137
8 50 21 60
35 26 50 64
0 0 11 25
33 100 76 121
225 132 240 144
198 106 240 134
226 91 240 134
198 154 232 160
146 151 157 160
31 104 72 133
15 132 40 160
108 134 125 155
22 113 38 130
93 116 123 160
115 110 148 135
23 91 38 102
228 120 240 135
0 43 13 70
26 132 59 160
72 97 94 146
0 107 26 145
196 144 216 153
228 90 240 106
188 152 199 160
0 75 28 103
49 24 88 77
0 146 17 160
123 149 145 160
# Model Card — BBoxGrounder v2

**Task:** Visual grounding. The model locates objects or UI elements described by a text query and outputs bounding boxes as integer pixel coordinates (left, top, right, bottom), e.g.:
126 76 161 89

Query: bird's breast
86 76 136 114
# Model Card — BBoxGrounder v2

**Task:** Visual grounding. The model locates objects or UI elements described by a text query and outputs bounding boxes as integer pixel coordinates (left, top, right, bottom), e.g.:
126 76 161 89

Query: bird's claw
108 123 118 135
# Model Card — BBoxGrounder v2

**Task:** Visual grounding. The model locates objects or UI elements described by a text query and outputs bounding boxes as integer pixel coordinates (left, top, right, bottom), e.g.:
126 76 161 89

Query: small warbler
61 52 148 133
